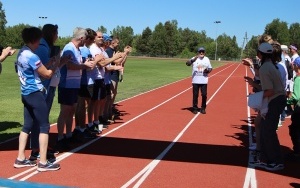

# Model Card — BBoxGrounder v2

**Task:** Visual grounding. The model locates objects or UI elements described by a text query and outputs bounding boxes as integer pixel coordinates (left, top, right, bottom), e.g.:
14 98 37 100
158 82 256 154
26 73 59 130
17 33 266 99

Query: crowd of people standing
9 24 300 173
13 25 131 172
243 34 300 171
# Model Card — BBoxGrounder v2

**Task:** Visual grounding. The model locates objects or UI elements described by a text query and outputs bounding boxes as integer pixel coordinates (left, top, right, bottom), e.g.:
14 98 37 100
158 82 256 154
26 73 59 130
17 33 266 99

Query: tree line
0 2 299 61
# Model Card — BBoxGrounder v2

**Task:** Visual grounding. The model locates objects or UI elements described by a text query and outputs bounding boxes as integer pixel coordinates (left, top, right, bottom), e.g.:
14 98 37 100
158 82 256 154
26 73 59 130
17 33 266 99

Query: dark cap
197 47 205 52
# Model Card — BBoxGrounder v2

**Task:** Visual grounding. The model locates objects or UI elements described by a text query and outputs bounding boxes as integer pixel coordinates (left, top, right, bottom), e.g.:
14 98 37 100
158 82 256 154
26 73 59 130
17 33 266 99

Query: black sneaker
37 161 60 172
85 124 99 134
54 138 71 151
88 123 102 134
264 163 284 171
192 107 198 114
285 152 300 162
14 159 36 168
200 108 206 114
47 147 59 155
83 129 97 139
72 129 84 142
249 159 266 169
102 124 109 129
29 150 56 163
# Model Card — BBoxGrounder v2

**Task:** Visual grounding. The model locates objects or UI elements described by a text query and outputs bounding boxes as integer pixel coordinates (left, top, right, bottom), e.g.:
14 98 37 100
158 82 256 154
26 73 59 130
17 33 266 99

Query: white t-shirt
191 56 212 84
89 43 105 79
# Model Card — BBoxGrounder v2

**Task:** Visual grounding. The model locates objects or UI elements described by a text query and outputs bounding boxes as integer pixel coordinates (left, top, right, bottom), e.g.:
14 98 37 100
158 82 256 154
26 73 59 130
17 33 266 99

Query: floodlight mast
214 21 221 61
38 16 48 26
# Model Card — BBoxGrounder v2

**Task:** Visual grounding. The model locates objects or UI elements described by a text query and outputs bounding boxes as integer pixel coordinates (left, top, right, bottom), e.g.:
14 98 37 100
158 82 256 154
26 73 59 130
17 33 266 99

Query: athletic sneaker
102 124 109 129
47 147 59 155
37 161 60 172
249 143 257 151
82 129 97 139
249 159 266 169
264 163 284 171
200 108 206 114
29 150 56 163
14 159 36 168
54 138 71 151
88 123 102 134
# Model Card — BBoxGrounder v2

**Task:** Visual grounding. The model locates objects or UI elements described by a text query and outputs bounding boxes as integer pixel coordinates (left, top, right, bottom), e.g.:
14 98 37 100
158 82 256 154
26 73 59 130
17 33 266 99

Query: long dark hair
42 24 58 47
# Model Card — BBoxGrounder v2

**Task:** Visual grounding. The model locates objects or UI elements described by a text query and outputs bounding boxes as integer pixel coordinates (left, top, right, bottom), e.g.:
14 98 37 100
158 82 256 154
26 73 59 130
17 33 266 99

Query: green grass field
0 54 225 142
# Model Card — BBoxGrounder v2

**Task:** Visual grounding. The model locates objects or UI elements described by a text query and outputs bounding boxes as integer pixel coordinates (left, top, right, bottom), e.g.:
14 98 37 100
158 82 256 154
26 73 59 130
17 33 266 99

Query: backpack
285 58 293 80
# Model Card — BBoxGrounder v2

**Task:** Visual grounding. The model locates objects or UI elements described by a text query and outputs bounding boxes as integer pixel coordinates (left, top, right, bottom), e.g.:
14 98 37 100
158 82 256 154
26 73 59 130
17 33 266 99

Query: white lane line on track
8 63 235 181
243 66 257 188
1 64 234 146
121 63 241 188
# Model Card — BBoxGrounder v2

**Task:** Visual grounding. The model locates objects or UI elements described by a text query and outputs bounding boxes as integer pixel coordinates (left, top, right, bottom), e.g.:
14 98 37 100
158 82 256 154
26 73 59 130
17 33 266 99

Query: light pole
214 21 221 61
38 16 47 27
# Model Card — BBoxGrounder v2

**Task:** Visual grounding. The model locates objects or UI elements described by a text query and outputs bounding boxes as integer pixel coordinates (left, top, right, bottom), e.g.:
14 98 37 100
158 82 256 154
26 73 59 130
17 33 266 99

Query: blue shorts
58 87 79 105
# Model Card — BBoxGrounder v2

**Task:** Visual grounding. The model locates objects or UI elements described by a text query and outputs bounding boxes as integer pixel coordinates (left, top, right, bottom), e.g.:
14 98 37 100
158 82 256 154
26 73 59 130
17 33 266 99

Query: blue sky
1 0 299 47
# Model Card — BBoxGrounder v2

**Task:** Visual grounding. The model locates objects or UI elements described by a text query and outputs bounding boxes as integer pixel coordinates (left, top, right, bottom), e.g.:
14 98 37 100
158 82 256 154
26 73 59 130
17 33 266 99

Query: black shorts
58 88 79 105
111 70 119 82
105 84 111 96
78 84 94 98
92 79 106 100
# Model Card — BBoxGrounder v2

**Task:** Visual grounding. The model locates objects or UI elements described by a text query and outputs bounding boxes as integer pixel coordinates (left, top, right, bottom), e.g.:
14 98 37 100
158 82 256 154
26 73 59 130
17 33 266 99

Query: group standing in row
13 25 131 172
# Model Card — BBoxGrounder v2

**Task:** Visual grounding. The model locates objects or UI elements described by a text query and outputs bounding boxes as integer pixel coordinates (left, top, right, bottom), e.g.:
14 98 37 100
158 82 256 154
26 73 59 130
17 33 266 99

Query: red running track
0 63 299 188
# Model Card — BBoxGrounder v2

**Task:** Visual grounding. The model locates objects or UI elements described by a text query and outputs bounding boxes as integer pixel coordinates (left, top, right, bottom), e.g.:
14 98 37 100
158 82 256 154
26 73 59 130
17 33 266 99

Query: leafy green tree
217 34 240 60
0 1 7 46
111 26 134 51
135 27 152 55
5 24 30 48
164 20 180 57
289 23 300 47
244 35 259 59
97 26 107 34
264 18 290 44
149 22 166 56
56 36 72 49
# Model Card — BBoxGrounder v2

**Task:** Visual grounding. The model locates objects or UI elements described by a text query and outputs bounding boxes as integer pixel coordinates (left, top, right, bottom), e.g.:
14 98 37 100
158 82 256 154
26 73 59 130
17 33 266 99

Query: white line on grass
121 63 241 188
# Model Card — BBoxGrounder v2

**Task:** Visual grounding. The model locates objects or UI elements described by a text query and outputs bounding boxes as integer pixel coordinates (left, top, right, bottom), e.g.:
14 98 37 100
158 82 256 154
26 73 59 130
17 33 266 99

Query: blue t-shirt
34 38 51 90
59 42 82 88
16 46 44 95
105 47 119 81
79 45 94 85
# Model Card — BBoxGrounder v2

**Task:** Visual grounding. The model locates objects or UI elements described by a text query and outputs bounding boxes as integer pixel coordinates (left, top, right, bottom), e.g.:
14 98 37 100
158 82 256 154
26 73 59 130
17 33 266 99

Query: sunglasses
198 50 205 54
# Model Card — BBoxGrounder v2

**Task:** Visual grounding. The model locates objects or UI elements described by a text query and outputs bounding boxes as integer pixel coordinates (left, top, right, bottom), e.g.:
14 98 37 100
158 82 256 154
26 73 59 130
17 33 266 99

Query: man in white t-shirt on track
186 47 212 114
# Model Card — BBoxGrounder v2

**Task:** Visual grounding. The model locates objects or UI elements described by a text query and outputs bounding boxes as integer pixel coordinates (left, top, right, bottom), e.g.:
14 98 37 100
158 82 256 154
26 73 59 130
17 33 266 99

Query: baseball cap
290 44 298 51
280 45 288 51
293 57 300 67
258 42 273 54
103 33 112 42
197 47 205 52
